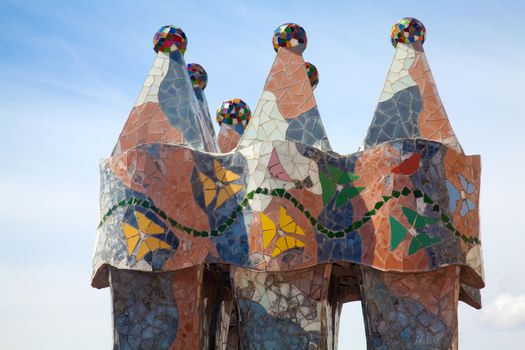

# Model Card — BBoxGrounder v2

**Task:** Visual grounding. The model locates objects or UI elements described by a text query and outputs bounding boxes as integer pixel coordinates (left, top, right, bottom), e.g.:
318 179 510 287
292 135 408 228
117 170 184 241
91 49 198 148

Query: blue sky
0 0 524 348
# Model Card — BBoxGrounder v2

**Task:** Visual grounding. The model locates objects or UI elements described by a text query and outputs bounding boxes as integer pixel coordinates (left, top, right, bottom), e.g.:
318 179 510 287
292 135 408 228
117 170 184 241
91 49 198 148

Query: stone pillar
359 266 460 350
109 267 179 349
231 264 340 350
110 265 237 350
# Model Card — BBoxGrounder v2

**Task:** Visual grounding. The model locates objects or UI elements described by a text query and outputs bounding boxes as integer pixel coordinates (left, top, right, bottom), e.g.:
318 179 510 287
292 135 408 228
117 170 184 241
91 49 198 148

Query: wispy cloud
483 293 525 328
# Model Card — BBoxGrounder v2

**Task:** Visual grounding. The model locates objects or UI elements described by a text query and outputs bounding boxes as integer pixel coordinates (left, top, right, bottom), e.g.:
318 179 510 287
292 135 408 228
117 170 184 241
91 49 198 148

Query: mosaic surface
272 23 307 53
305 62 319 90
93 19 483 349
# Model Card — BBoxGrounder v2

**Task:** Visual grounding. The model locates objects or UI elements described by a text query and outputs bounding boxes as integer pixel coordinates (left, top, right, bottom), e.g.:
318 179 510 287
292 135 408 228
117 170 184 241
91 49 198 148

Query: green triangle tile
335 186 365 208
389 216 407 251
408 233 441 255
320 171 336 206
414 215 437 228
402 207 437 229
327 165 344 183
402 207 418 226
339 172 360 185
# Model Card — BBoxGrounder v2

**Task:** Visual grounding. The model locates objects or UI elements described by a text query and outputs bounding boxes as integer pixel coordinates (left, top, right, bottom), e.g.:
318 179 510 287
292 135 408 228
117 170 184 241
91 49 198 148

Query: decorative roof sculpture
93 18 483 349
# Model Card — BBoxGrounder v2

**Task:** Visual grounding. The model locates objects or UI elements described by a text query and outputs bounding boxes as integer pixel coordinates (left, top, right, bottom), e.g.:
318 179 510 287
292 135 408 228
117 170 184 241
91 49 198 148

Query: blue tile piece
238 299 319 350
286 107 332 151
446 180 460 213
158 50 215 152
364 86 422 148
214 215 250 266
110 268 178 350
361 267 453 349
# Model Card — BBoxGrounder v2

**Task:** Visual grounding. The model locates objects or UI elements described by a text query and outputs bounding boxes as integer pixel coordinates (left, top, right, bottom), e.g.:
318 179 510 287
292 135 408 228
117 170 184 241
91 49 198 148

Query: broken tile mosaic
305 62 319 90
187 63 208 90
272 23 307 53
216 98 251 129
93 18 483 349
154 25 187 54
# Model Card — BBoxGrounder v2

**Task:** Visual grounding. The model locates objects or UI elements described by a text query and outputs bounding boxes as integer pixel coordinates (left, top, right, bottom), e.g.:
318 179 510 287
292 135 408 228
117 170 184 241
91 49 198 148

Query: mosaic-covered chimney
93 19 483 350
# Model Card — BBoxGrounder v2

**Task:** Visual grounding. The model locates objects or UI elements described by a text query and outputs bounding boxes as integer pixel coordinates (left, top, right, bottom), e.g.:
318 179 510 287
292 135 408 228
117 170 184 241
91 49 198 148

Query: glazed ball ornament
391 17 426 48
187 63 208 90
216 98 251 129
272 23 307 53
305 62 319 90
153 25 188 54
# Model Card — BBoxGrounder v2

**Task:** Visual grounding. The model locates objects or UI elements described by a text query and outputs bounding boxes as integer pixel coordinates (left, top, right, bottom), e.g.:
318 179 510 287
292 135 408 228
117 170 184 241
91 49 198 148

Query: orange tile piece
409 52 460 150
264 47 316 120
380 266 460 327
116 102 184 154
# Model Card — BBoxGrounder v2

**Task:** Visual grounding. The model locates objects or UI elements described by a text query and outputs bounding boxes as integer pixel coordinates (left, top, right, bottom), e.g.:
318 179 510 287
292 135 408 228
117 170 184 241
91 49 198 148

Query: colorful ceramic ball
391 17 426 48
305 62 319 90
216 98 251 128
187 63 208 90
272 23 307 53
153 25 187 54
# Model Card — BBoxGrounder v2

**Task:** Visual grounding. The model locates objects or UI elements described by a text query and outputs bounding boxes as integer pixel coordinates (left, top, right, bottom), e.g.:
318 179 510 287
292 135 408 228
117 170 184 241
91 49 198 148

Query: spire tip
391 17 426 48
153 25 187 54
187 63 208 90
273 23 307 53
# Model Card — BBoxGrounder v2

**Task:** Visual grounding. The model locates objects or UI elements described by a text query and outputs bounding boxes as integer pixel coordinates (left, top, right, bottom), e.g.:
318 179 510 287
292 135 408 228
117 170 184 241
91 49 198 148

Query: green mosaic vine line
98 186 480 245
